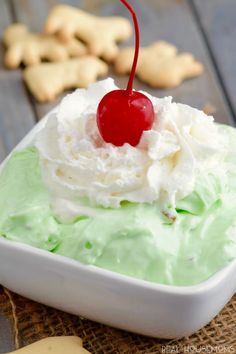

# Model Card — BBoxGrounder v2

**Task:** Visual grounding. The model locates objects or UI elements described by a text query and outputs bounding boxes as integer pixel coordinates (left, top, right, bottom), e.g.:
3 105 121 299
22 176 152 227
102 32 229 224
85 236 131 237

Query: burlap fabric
0 286 235 353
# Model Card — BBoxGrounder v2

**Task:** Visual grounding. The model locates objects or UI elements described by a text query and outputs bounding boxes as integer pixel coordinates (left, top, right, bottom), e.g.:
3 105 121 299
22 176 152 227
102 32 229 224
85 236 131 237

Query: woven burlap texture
0 287 235 354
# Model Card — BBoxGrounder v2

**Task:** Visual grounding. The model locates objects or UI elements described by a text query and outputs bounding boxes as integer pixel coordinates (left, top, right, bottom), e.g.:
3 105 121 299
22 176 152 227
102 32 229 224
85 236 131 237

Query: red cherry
96 0 155 147
97 90 154 146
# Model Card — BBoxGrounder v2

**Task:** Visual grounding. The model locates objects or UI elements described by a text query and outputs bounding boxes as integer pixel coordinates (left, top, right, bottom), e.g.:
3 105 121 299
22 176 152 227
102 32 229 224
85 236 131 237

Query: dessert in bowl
0 78 236 338
1 78 236 286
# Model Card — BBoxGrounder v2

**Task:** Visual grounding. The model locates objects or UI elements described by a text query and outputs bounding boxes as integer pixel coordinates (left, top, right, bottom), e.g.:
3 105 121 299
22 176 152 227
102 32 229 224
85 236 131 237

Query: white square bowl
0 114 235 339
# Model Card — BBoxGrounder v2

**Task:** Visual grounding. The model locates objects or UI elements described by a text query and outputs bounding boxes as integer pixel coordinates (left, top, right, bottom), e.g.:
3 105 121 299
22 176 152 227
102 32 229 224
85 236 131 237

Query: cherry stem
120 0 140 95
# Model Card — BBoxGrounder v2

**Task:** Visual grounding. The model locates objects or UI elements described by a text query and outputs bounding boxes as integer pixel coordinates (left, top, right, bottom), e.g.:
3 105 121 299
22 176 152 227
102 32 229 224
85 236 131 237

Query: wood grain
192 0 236 121
11 0 234 124
0 71 36 154
0 0 36 162
0 0 12 160
0 0 11 70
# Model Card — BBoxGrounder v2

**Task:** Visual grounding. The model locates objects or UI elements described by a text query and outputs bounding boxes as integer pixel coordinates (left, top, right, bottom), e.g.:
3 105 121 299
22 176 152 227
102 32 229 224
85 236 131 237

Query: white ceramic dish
0 113 235 339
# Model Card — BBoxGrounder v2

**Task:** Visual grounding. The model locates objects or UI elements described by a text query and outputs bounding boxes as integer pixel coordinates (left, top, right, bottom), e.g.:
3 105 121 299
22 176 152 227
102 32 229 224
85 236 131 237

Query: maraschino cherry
97 0 155 147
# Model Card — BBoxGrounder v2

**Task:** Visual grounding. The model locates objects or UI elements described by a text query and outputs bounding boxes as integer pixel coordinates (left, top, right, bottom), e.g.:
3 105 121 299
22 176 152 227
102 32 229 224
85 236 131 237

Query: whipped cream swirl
36 78 224 215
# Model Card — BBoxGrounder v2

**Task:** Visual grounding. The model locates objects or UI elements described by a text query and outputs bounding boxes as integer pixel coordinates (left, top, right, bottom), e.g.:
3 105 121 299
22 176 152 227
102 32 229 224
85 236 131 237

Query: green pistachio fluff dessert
0 79 236 286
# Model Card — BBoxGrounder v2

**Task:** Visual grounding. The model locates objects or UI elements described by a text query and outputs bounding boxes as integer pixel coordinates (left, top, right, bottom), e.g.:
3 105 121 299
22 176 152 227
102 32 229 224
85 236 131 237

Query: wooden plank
0 0 36 162
192 0 236 121
0 3 21 350
0 0 12 161
0 1 11 70
0 71 36 152
12 0 234 125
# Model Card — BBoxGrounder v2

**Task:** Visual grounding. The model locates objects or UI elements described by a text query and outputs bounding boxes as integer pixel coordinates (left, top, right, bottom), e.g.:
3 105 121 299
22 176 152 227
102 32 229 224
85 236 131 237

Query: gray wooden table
0 0 236 351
